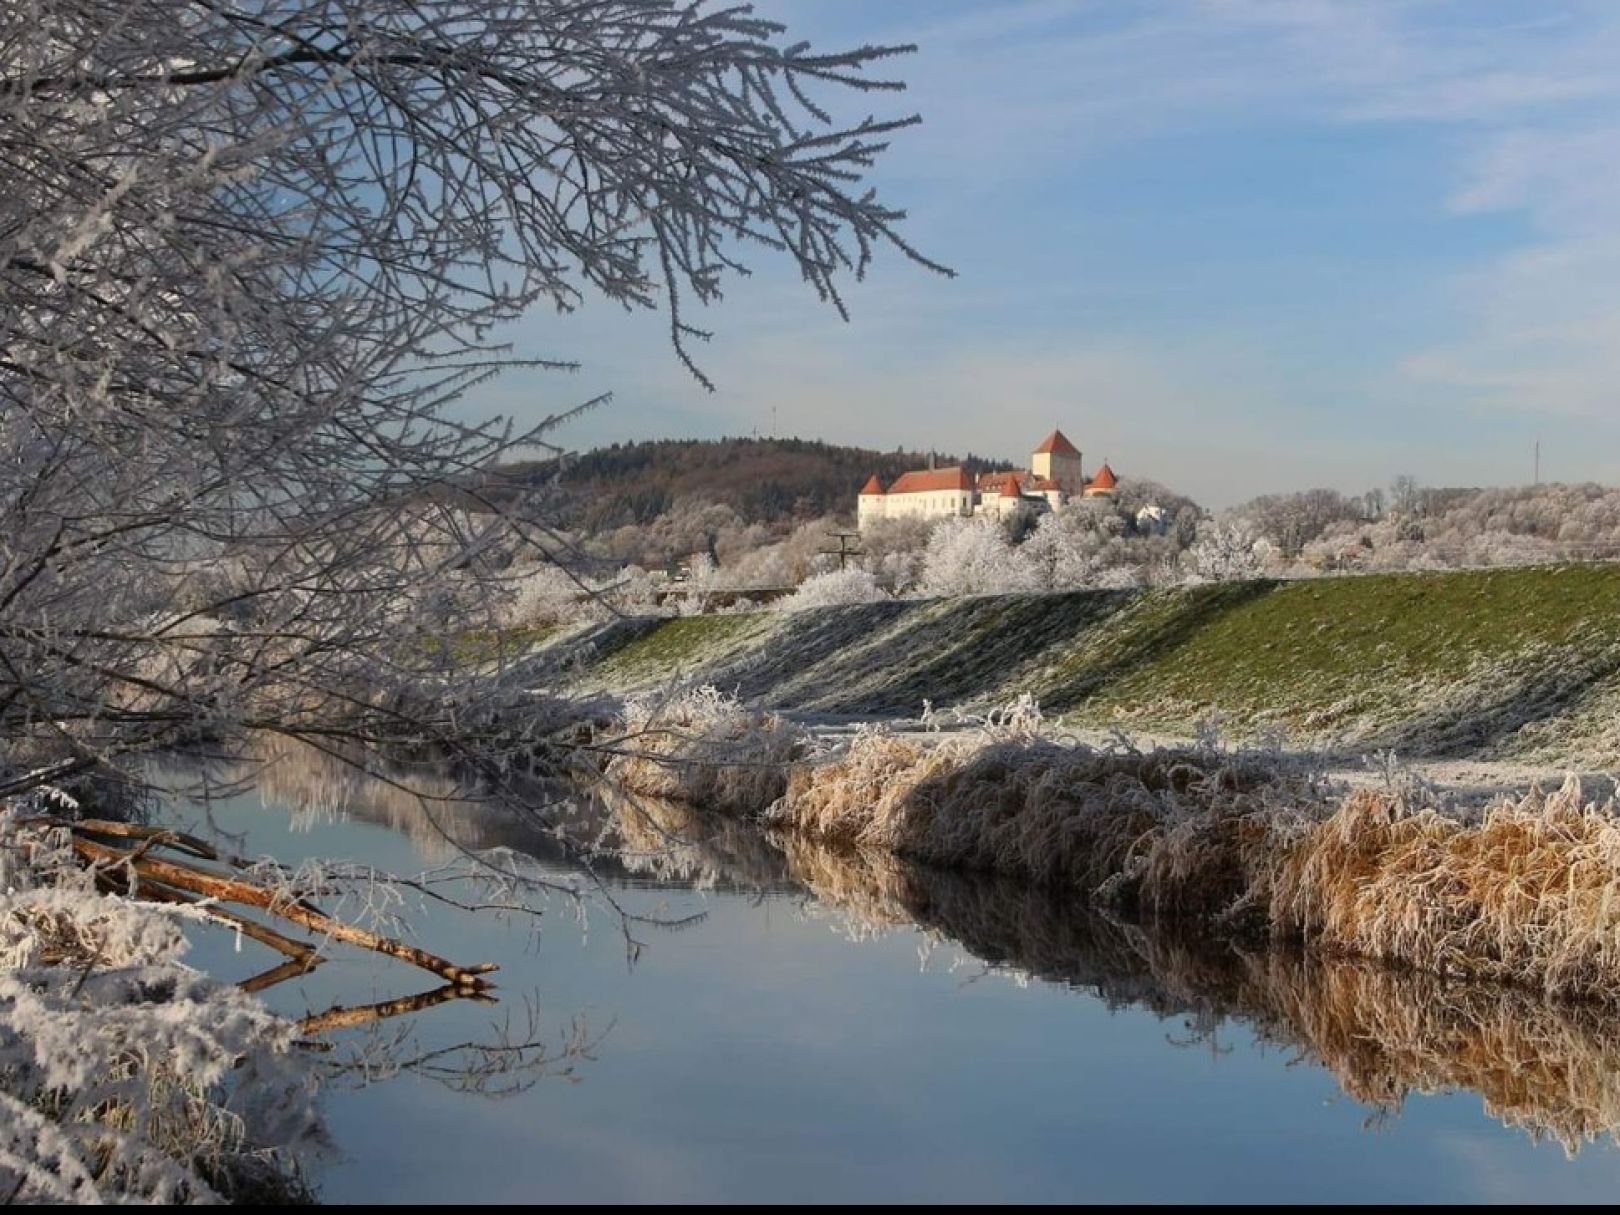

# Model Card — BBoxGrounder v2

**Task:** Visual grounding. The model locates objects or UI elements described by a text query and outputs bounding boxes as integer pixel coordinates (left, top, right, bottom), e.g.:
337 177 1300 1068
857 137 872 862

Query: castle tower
1031 428 1083 498
856 473 887 529
1084 460 1118 498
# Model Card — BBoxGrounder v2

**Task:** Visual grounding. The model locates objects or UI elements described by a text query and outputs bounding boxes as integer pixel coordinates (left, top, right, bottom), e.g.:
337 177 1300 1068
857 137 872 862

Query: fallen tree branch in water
24 816 500 992
297 982 496 1037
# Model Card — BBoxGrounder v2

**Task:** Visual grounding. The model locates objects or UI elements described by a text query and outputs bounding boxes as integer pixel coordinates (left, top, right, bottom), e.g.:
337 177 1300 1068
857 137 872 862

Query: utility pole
821 530 862 571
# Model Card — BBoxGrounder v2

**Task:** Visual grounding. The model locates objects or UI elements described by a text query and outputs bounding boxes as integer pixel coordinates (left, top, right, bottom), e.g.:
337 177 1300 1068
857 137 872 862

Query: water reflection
212 742 1620 1165
600 791 1620 1157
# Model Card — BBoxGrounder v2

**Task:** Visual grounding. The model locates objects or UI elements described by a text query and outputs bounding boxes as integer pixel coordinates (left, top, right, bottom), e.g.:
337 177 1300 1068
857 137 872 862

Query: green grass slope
557 564 1620 763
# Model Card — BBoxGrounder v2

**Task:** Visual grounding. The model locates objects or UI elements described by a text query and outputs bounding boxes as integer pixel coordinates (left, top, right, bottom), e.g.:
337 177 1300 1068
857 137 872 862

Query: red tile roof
1088 461 1118 490
859 474 886 496
996 472 1024 498
887 466 974 494
1034 428 1080 457
1031 477 1061 491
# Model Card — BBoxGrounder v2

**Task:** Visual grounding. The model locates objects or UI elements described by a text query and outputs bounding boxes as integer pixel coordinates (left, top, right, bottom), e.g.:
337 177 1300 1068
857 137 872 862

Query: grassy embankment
564 564 1620 763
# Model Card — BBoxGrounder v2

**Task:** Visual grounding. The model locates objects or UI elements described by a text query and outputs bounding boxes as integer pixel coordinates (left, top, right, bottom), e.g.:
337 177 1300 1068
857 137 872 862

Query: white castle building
856 429 1117 529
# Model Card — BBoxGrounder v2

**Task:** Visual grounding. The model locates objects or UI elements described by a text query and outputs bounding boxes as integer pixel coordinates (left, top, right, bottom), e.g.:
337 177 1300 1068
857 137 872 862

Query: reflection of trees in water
608 795 1620 1156
144 742 608 1199
207 745 1620 1158
250 736 585 865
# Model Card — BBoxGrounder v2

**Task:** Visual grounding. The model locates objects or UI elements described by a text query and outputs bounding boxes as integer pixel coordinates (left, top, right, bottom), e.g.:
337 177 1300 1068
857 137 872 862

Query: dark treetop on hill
493 437 1017 531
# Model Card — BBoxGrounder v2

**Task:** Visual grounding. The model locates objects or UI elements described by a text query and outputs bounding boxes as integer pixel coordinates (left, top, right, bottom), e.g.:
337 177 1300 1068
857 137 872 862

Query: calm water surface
171 765 1620 1204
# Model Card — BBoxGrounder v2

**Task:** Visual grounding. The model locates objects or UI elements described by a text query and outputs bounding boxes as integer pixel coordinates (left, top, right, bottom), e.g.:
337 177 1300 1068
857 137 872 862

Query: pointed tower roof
859 474 886 496
1034 428 1080 457
998 472 1024 498
1088 461 1118 491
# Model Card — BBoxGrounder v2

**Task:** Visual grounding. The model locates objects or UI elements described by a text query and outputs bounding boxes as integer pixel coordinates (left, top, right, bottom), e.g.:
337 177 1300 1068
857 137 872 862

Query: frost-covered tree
1231 489 1366 558
780 567 888 611
1187 521 1268 582
0 1 940 797
918 518 1041 598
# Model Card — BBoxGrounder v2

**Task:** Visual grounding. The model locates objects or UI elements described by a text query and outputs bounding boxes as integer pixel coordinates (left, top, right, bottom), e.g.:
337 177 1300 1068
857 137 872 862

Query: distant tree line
500 437 1016 535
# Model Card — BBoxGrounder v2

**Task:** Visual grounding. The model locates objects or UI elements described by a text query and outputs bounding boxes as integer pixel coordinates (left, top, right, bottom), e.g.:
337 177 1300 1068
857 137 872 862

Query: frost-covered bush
497 561 606 629
605 686 808 816
918 518 1042 597
781 568 889 611
1187 521 1268 582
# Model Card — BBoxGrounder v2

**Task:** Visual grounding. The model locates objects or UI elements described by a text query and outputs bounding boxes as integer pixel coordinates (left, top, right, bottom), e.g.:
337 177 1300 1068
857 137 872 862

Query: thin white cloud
800 1 1620 434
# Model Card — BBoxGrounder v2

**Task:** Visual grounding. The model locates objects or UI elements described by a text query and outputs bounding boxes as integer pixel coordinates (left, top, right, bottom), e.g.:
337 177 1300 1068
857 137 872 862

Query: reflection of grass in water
254 737 524 862
598 785 792 891
1241 953 1620 1153
636 703 1620 1006
232 738 1620 1156
599 791 1620 1156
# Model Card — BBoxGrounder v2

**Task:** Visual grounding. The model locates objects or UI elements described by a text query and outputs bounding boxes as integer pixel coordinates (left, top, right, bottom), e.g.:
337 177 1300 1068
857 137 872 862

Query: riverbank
601 687 1620 1006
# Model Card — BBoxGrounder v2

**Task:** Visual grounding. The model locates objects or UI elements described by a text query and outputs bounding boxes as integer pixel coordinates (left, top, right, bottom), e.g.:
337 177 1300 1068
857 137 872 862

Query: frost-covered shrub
781 568 889 611
498 562 605 629
605 686 808 816
918 518 1041 597
601 565 663 615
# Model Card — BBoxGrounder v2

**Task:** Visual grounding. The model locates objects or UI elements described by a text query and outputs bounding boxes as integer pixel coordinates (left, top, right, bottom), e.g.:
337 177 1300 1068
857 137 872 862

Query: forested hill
497 437 1016 531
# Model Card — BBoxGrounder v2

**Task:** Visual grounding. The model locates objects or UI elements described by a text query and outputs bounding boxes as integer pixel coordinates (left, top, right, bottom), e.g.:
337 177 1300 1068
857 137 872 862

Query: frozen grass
602 687 1620 1005
558 565 1620 763
1269 777 1620 1000
768 702 1325 921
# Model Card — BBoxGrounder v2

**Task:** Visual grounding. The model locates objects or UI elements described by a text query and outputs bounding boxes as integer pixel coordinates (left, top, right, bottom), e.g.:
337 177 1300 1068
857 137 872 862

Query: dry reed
602 688 1620 1005
603 686 805 819
1269 776 1620 1000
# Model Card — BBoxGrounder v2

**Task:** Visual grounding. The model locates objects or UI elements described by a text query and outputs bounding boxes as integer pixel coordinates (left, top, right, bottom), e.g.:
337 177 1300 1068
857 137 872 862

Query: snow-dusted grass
589 613 774 687
1271 777 1620 1000
560 564 1620 763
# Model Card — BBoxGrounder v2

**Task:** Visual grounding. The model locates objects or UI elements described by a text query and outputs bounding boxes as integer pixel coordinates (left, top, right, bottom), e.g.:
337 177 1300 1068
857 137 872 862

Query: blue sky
465 0 1620 507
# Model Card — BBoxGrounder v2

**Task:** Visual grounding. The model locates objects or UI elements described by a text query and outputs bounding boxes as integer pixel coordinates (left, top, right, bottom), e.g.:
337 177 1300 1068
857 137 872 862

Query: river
168 751 1620 1203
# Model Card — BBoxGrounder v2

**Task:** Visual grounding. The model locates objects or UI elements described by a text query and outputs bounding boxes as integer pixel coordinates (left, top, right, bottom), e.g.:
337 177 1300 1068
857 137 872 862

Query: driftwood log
23 816 499 996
